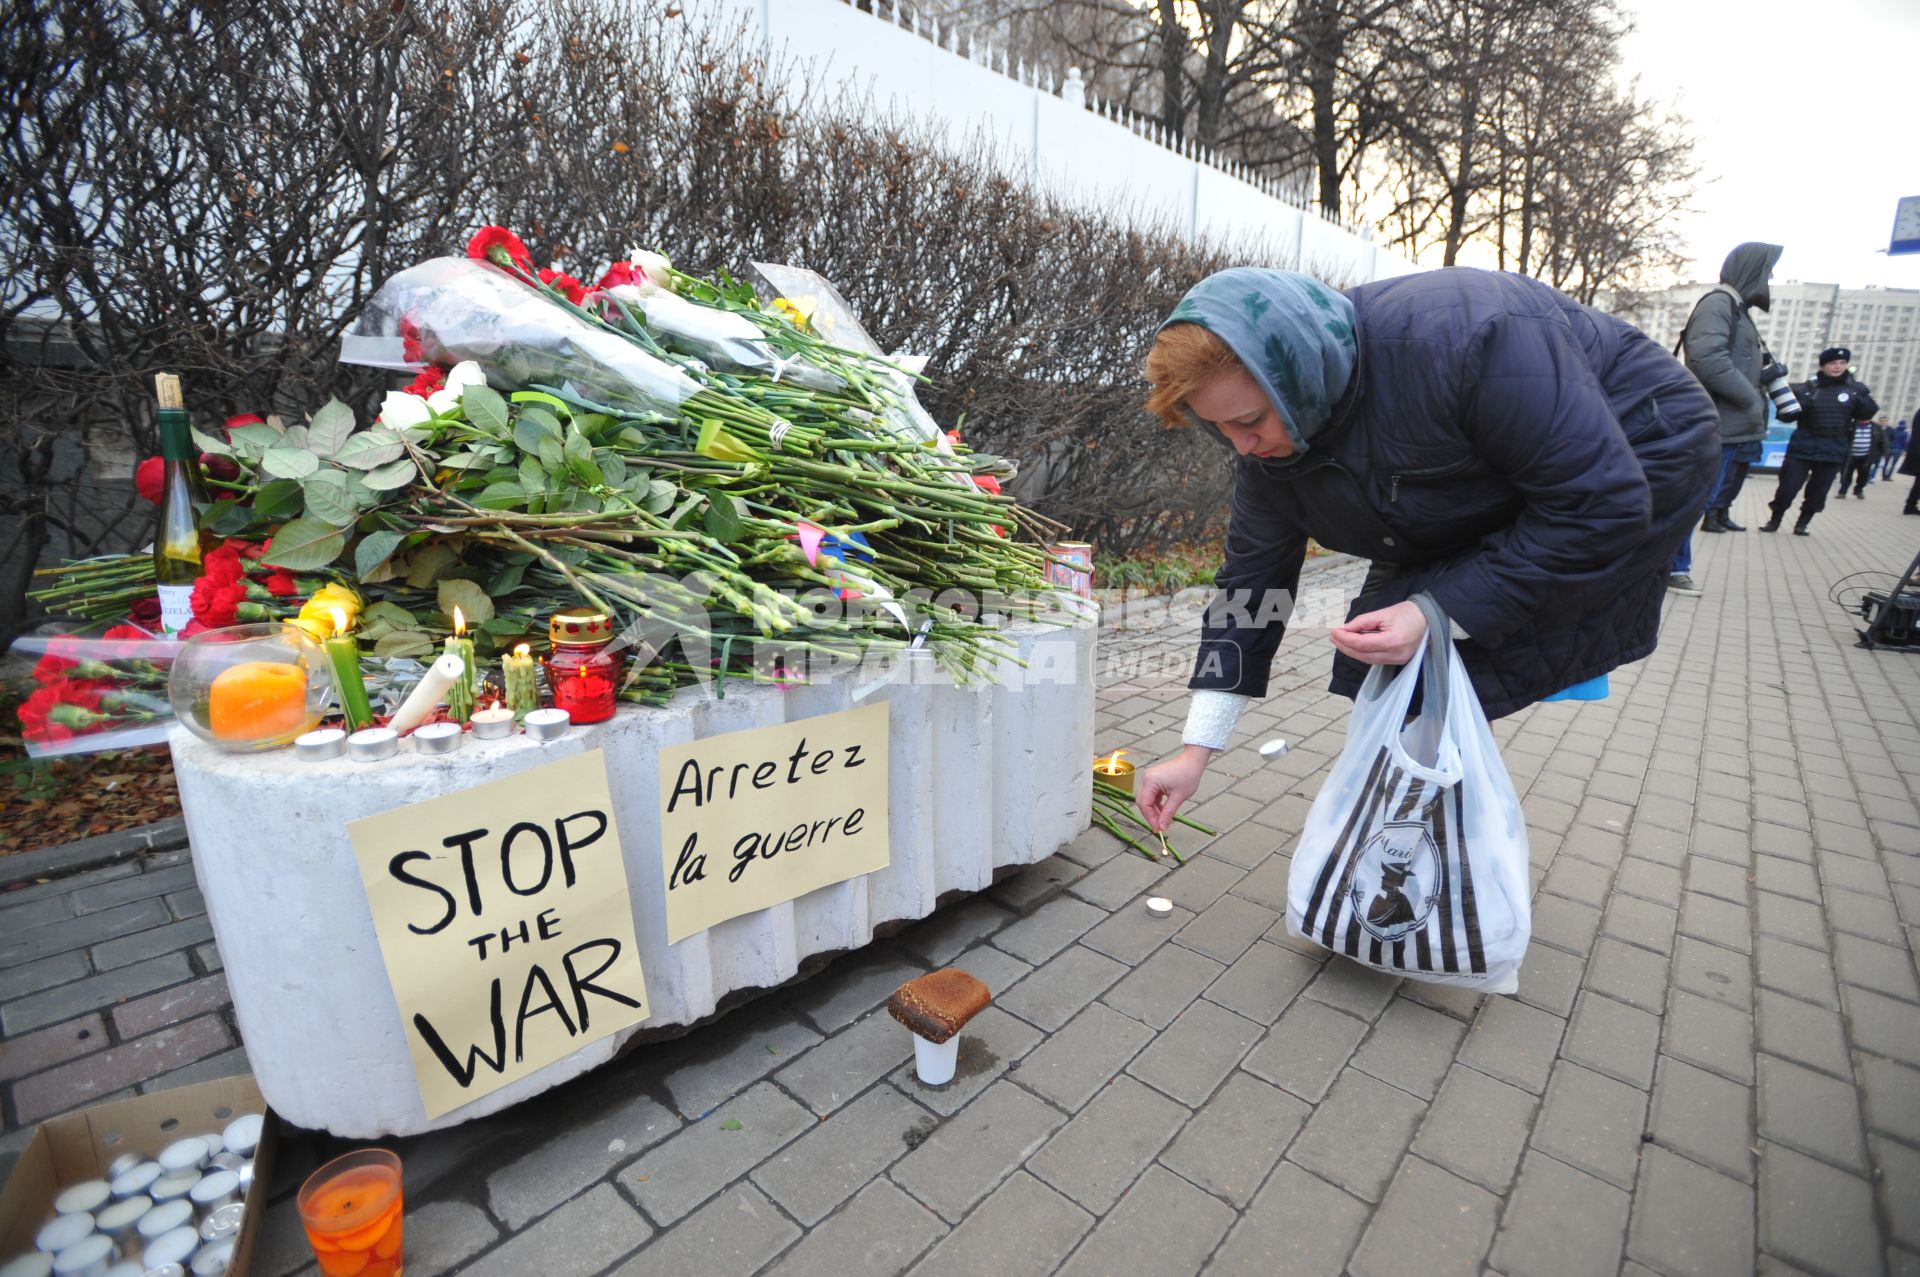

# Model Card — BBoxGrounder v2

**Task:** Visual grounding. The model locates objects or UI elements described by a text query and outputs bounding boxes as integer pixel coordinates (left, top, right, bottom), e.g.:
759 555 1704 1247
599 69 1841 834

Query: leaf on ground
719 1119 742 1131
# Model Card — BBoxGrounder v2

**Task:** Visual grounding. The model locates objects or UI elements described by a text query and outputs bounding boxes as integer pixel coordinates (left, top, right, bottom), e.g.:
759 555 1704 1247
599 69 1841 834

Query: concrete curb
0 816 189 889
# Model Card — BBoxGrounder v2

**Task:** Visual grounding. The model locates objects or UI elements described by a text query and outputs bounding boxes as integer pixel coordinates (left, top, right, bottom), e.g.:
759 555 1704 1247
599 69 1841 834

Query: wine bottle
152 372 205 637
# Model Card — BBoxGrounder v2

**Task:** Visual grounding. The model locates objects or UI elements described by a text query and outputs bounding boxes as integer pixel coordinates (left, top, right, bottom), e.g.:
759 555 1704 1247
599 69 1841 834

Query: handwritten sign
659 701 890 943
347 750 649 1118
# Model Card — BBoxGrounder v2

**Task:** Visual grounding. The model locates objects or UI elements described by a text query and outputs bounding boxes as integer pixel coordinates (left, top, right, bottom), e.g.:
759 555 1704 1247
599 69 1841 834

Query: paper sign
347 750 650 1118
658 701 890 943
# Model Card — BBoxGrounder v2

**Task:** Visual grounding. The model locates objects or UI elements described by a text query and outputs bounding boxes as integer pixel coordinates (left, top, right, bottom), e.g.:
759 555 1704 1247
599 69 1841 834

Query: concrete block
617 1082 813 1225
1650 1055 1754 1182
996 945 1127 1032
1100 942 1224 1030
1490 1151 1629 1277
1412 1064 1537 1192
1028 1074 1189 1213
1533 1061 1650 1190
1210 1163 1368 1275
1244 998 1368 1102
486 1091 678 1229
764 1181 945 1277
907 1172 1091 1277
1288 1068 1428 1203
892 1080 1062 1223
1204 941 1321 1026
1350 999 1467 1100
1127 999 1262 1106
456 1183 649 1277
1056 1164 1234 1277
1350 1156 1498 1277
750 1084 928 1224
1628 1146 1756 1277
1015 1002 1153 1113
1160 1070 1308 1207
1760 1143 1885 1277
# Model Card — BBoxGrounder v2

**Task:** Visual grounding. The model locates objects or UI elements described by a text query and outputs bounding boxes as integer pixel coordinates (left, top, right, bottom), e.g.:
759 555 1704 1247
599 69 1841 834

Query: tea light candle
136 1200 193 1242
0 1253 54 1277
523 707 571 741
1259 737 1290 760
347 726 399 763
1092 749 1135 794
48 1235 113 1277
36 1213 95 1254
295 727 347 762
1146 896 1174 918
388 653 466 735
106 1153 143 1180
54 1180 111 1215
140 1225 199 1272
110 1162 161 1200
188 1171 240 1213
148 1172 199 1206
471 701 515 740
157 1138 209 1175
220 1114 263 1158
198 1203 245 1243
412 721 463 755
94 1194 150 1244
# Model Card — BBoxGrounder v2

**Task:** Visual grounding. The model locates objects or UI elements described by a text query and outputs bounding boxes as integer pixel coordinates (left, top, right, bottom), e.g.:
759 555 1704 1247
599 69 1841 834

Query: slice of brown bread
887 968 992 1043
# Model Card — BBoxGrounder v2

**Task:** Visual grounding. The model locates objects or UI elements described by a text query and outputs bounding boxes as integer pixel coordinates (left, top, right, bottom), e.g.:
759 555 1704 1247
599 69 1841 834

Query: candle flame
490 698 501 712
1098 749 1128 772
329 606 349 638
452 605 467 636
514 643 530 658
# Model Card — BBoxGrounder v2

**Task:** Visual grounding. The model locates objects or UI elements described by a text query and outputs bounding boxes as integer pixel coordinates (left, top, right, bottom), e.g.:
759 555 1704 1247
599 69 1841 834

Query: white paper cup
913 1033 960 1086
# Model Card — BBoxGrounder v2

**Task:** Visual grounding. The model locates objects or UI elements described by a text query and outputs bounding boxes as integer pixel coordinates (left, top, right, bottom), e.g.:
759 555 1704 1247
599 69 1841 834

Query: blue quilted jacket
1188 268 1719 719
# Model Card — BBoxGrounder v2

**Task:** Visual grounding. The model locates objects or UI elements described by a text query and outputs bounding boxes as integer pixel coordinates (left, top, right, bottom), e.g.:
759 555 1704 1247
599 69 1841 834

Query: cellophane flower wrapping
9 625 179 758
606 286 844 393
339 257 701 414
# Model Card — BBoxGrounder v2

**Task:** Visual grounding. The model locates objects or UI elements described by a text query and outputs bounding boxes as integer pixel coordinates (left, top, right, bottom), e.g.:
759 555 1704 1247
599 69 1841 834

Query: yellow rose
294 583 365 637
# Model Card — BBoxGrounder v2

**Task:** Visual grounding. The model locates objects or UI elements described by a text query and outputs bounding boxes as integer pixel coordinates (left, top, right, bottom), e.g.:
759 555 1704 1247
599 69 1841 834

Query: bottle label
158 585 195 637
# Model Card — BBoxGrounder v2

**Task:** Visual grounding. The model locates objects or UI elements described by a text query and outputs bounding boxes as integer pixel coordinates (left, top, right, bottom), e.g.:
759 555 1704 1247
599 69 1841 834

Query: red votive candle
542 606 625 724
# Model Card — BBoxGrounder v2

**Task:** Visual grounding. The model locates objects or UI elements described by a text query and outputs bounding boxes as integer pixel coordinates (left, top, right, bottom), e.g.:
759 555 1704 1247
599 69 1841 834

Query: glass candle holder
298 1148 404 1277
541 607 626 725
168 623 332 752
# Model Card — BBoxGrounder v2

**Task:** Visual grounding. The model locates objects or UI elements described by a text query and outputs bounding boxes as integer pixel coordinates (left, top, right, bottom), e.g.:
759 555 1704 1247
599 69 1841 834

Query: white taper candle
388 653 467 735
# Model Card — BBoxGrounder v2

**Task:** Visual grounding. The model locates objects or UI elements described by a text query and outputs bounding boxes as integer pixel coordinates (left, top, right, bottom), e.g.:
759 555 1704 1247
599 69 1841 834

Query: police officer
1761 346 1879 535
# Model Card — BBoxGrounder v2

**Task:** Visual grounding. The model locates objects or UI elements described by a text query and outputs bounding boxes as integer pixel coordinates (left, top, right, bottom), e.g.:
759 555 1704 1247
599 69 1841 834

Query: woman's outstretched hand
1135 745 1212 833
1329 600 1430 665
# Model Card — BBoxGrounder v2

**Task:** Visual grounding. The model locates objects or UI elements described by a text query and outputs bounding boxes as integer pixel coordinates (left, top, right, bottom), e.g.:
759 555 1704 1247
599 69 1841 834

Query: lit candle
471 700 515 740
1093 749 1136 794
503 643 539 719
444 606 476 724
388 652 465 735
322 607 374 732
523 707 571 741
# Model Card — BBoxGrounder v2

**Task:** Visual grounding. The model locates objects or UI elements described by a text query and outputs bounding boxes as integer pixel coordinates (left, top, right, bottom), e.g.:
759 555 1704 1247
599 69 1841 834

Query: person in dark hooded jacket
1681 243 1782 542
1132 268 1718 834
1760 347 1878 534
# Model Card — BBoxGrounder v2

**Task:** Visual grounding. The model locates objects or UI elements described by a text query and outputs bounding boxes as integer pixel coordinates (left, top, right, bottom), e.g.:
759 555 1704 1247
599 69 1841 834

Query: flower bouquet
29 226 1080 736
10 625 177 757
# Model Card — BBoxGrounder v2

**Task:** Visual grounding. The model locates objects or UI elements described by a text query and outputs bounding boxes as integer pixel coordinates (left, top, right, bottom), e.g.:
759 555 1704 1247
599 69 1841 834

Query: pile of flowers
31 226 1077 715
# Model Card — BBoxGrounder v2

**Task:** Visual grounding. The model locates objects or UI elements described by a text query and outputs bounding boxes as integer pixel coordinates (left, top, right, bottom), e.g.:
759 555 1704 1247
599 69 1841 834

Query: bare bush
0 0 1292 635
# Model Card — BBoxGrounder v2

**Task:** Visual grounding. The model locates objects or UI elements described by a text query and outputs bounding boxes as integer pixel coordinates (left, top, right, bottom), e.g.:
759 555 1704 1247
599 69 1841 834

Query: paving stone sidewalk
3 484 1919 1275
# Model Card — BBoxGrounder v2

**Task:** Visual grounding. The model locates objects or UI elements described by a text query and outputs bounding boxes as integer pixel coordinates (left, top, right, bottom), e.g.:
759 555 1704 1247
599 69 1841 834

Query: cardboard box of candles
0 1075 277 1277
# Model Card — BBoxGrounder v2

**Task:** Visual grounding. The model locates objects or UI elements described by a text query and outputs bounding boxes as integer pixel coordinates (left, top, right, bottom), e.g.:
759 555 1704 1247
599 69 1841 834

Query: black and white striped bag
1287 598 1530 993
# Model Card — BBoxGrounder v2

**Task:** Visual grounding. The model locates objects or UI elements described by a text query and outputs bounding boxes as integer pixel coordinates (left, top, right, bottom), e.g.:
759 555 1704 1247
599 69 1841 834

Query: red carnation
128 597 162 629
33 649 77 682
17 687 66 744
225 413 265 432
405 366 446 397
53 678 106 714
597 261 637 291
550 273 587 305
467 225 534 273
201 544 245 585
399 316 425 364
190 576 247 628
235 540 266 560
136 456 164 503
102 624 148 641
261 570 298 597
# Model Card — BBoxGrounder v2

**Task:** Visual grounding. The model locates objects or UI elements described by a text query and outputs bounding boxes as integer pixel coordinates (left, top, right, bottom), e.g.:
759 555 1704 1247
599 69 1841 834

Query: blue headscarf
1160 268 1359 454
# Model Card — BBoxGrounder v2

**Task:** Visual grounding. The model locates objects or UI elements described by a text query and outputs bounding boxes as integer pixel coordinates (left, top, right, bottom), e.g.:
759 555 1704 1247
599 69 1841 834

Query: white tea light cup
54 1180 111 1215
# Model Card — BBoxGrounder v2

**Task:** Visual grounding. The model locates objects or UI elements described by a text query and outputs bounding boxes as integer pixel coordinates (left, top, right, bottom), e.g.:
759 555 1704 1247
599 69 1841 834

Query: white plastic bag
1287 596 1531 993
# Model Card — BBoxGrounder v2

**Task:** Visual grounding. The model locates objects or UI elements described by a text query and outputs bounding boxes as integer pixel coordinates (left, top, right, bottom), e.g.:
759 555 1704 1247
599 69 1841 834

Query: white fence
701 0 1417 284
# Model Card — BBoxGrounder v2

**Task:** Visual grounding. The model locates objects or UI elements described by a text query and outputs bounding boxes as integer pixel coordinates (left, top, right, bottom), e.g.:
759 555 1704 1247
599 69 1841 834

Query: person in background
1839 413 1887 497
1684 243 1780 544
1761 346 1878 534
1879 417 1907 481
1902 412 1920 514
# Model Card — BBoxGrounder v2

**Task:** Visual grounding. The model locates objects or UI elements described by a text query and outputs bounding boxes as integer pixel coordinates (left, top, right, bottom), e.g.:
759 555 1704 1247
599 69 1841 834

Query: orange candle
299 1149 405 1277
208 660 310 741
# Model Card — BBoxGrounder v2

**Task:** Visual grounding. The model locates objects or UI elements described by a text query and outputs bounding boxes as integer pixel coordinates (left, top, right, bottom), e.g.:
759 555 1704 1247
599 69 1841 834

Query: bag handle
1404 592 1452 724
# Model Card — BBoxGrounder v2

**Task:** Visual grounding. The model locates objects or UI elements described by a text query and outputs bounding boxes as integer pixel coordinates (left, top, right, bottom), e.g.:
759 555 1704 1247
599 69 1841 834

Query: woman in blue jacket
1134 268 1718 831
